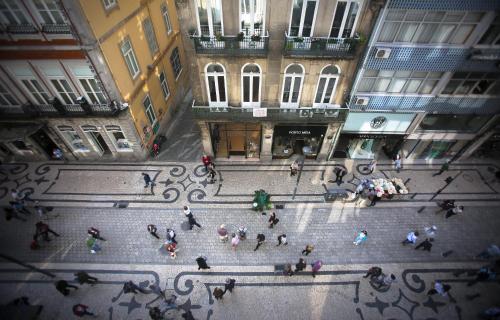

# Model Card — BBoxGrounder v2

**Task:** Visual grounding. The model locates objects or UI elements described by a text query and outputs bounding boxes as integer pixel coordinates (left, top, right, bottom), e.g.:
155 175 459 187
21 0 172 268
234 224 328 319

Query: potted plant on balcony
293 36 309 49
311 38 326 50
248 33 263 49
199 34 212 48
237 32 244 42
326 37 340 50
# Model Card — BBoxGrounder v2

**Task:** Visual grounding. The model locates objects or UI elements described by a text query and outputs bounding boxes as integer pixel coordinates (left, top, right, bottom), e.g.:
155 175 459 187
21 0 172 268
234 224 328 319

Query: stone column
198 121 214 157
317 123 339 161
260 122 274 162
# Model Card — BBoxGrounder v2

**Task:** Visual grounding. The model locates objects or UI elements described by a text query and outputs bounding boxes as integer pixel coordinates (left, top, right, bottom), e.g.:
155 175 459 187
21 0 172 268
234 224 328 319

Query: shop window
329 0 360 38
205 63 227 107
210 123 260 158
281 64 304 108
58 125 89 152
418 141 456 159
241 63 261 107
196 0 223 36
289 0 318 37
417 114 489 132
11 140 30 151
314 65 340 107
106 125 131 151
272 125 326 159
240 0 265 35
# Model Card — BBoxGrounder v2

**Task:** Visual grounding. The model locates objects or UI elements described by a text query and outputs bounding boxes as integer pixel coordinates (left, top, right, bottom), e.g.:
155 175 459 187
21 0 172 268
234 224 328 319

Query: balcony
191 102 348 123
0 102 121 119
191 31 269 57
6 23 38 34
42 23 71 34
283 32 358 59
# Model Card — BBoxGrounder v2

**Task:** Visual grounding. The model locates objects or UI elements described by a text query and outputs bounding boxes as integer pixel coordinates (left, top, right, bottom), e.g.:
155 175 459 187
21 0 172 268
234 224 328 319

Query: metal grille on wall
387 0 500 11
350 95 500 114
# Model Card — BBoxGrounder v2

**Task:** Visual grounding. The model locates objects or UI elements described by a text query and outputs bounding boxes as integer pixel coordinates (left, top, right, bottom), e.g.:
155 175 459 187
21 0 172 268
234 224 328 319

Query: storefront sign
274 125 327 137
289 130 311 135
252 108 267 117
343 112 415 134
370 116 387 129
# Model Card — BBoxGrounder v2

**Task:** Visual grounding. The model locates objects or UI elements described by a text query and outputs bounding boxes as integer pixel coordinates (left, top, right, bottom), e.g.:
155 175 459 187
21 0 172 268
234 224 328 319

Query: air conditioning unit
355 97 369 105
375 48 391 59
299 109 312 117
324 109 339 117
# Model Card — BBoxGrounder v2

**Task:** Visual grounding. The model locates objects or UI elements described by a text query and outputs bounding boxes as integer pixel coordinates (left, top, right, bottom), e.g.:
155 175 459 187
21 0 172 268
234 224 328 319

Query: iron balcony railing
42 23 72 34
191 101 348 123
191 31 269 56
0 102 121 118
283 32 358 58
6 23 38 34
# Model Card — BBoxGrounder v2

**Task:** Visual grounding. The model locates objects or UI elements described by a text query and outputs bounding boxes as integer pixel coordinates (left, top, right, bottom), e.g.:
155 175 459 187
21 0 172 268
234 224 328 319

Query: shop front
334 112 415 159
272 125 327 159
210 123 261 159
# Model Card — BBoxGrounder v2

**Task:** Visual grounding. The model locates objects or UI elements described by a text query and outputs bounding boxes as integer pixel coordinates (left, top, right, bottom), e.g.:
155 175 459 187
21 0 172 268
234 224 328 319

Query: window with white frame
281 64 304 107
0 82 18 105
33 0 65 24
196 0 223 36
161 3 172 34
378 10 485 44
329 1 360 38
289 0 318 37
21 78 51 104
0 0 30 25
170 47 182 79
120 37 140 79
314 65 340 107
159 71 170 100
441 72 500 96
240 0 265 35
143 95 157 126
241 63 261 107
358 70 444 94
478 14 500 46
50 78 77 104
79 78 106 105
143 17 159 56
105 125 131 150
102 0 117 10
58 125 89 151
205 63 227 107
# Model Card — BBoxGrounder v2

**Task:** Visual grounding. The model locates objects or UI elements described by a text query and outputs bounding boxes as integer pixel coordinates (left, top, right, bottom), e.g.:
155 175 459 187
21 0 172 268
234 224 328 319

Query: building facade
0 0 188 162
177 0 383 161
341 0 500 161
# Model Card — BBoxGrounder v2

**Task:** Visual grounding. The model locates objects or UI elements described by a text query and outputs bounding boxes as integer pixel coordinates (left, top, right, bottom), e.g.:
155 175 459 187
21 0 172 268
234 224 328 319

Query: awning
0 123 43 142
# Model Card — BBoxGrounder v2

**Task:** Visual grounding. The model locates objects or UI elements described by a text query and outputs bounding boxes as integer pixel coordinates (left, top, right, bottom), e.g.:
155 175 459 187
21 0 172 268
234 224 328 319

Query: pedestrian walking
72 304 97 318
302 244 314 256
402 231 419 245
311 260 323 278
188 214 202 230
55 280 78 296
87 227 105 241
415 238 433 252
202 154 212 172
196 256 210 270
394 154 402 173
268 211 279 228
35 221 60 241
208 166 217 184
231 233 240 250
433 161 450 177
446 205 464 219
123 281 147 294
213 287 225 300
166 228 177 244
294 258 307 273
217 224 229 242
367 189 379 207
142 173 155 188
427 281 451 296
254 233 265 251
476 244 500 259
86 236 101 254
74 271 98 285
467 266 496 287
237 226 248 240
223 278 236 293
4 207 27 222
290 160 299 176
10 201 31 215
284 263 294 276
374 274 396 289
436 200 455 213
333 167 346 185
166 242 177 259
11 188 33 202
353 230 368 246
52 148 64 161
368 159 377 174
147 224 160 239
363 266 382 279
276 234 288 246
424 226 437 238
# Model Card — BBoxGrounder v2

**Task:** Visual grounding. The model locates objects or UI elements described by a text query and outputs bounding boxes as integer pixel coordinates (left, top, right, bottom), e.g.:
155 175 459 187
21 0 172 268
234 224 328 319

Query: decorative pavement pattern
0 161 499 208
0 262 498 320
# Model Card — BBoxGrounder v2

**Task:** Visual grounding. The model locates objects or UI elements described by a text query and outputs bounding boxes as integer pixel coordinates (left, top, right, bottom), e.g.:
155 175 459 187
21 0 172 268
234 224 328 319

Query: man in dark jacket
55 280 78 296
224 278 236 293
74 271 98 285
196 256 210 270
294 258 307 273
254 233 265 251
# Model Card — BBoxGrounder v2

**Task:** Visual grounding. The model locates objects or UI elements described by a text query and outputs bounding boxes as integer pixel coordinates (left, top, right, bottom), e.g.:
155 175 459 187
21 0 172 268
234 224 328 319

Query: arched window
241 63 261 107
205 63 227 107
314 65 340 107
281 64 304 108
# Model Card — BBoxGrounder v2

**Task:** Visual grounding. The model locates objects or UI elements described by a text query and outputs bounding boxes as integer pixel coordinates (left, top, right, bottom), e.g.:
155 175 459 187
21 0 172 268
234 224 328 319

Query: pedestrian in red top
72 304 97 317
202 154 212 171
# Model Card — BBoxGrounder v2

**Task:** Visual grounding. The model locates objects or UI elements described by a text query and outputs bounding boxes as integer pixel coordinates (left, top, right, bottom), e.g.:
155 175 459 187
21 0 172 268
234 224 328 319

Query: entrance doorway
86 131 111 155
210 123 261 159
30 129 59 159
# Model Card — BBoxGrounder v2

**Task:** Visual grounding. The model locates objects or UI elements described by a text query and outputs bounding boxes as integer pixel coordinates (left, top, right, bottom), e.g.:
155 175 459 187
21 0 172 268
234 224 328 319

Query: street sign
252 108 267 117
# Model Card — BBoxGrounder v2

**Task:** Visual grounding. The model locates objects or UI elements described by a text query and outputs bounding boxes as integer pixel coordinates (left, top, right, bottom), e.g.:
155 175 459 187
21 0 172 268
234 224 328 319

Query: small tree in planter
252 189 272 211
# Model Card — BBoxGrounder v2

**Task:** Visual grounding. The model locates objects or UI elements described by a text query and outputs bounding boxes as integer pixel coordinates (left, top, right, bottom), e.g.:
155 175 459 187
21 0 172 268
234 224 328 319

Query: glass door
289 0 318 37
